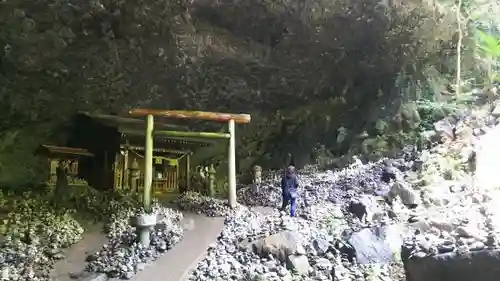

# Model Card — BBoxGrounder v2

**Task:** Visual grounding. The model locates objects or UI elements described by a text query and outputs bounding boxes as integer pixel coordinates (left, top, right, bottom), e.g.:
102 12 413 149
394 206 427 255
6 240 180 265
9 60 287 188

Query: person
280 165 299 217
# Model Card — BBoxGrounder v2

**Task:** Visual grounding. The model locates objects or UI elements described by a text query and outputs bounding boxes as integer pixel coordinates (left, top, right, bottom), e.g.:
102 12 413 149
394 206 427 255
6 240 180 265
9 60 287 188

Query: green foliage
475 30 500 84
0 129 48 186
417 100 459 130
477 30 500 58
313 145 336 170
0 130 19 174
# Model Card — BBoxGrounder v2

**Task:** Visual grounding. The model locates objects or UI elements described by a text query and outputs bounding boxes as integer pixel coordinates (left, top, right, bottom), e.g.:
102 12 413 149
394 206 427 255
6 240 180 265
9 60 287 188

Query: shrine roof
36 145 94 157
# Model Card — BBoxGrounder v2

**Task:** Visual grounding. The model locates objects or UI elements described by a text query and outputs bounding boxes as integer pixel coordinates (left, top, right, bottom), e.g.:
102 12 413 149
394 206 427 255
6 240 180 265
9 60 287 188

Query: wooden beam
129 109 251 124
121 129 217 144
80 111 187 130
117 123 187 133
121 145 190 154
163 136 218 144
154 130 231 139
228 119 237 208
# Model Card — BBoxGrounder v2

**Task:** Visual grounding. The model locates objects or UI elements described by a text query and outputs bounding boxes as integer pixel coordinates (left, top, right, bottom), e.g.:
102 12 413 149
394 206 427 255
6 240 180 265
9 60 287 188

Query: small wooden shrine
35 145 94 185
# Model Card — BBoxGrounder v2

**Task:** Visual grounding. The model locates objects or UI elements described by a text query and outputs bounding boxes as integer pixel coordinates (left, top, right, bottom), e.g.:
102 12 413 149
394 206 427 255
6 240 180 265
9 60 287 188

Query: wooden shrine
35 145 94 185
59 111 215 195
37 109 251 206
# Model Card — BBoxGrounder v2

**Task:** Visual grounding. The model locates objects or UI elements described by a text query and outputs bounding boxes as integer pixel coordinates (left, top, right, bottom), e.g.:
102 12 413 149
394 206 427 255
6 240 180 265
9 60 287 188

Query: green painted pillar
143 114 154 213
228 119 236 207
186 153 191 192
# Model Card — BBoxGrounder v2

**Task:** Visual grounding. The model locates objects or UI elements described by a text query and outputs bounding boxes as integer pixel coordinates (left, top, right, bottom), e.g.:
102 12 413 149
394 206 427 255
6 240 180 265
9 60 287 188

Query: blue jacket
281 172 299 198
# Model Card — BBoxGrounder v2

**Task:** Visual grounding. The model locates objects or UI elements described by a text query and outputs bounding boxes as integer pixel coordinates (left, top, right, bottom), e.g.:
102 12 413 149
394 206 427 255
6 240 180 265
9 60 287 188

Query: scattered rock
312 238 332 256
85 203 184 279
79 272 108 281
245 231 300 262
348 224 406 264
286 254 310 274
174 191 238 217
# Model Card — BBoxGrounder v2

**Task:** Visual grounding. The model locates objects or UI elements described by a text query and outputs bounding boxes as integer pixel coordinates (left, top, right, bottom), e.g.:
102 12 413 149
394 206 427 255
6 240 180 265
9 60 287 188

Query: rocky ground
175 103 500 281
176 166 403 281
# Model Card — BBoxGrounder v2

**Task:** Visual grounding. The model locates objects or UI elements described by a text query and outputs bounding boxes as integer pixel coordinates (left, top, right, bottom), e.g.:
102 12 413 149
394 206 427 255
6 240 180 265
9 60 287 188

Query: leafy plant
0 131 19 171
476 30 500 85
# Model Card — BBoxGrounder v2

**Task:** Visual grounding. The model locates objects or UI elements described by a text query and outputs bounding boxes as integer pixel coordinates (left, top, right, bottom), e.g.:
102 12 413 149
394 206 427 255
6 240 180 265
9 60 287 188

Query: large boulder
404 249 500 281
286 254 310 274
434 119 456 140
238 231 301 263
348 224 405 264
348 194 385 222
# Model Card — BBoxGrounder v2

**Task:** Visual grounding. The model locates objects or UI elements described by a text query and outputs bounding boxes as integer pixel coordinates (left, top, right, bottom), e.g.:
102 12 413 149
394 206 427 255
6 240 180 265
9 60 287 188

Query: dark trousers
281 192 297 217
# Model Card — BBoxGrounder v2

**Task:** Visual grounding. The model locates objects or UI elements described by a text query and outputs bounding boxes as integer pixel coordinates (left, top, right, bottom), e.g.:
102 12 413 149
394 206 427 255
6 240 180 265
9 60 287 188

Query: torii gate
129 109 251 211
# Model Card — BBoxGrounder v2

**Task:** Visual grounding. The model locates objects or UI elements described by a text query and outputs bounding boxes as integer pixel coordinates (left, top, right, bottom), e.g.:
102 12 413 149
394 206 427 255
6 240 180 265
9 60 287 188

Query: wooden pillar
103 151 109 189
176 161 180 192
228 119 237 208
143 114 154 212
208 164 216 197
186 153 191 192
123 141 130 189
130 158 140 194
113 153 120 190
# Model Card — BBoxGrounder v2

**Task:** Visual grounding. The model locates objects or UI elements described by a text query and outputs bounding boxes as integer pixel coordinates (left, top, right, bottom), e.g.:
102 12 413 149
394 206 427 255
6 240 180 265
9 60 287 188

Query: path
130 206 274 281
131 212 225 281
51 223 108 281
49 207 226 281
